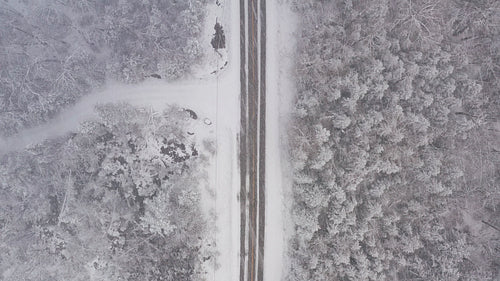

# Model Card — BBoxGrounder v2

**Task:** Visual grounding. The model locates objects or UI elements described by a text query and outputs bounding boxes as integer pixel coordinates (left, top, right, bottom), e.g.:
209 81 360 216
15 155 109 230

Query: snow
0 80 214 154
0 1 241 281
204 0 241 281
0 0 295 280
265 1 298 281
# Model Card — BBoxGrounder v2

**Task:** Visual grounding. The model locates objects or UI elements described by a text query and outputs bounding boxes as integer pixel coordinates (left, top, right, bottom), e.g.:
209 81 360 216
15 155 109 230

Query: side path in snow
0 80 217 154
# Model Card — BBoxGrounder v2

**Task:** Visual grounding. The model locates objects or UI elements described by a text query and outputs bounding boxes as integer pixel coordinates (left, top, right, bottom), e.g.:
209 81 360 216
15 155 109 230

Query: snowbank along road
239 0 266 281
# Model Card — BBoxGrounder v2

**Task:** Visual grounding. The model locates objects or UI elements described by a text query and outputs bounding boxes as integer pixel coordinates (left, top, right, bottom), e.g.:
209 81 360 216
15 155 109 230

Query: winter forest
287 0 499 280
1 104 214 280
1 0 214 280
0 0 207 137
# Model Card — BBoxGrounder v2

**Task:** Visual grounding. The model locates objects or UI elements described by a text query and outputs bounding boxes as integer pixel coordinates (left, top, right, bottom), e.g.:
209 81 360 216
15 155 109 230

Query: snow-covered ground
265 1 297 280
204 1 241 281
0 1 241 281
0 80 216 154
